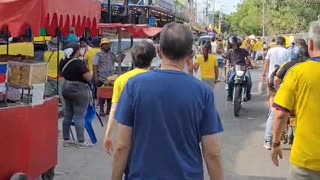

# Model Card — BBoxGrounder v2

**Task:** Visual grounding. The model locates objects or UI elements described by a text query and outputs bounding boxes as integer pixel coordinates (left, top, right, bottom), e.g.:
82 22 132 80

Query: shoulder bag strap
62 58 79 73
47 51 55 62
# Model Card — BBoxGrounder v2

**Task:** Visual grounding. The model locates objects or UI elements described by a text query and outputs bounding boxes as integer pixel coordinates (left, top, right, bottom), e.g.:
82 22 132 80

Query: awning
99 23 163 37
44 0 101 37
0 0 101 37
0 0 42 37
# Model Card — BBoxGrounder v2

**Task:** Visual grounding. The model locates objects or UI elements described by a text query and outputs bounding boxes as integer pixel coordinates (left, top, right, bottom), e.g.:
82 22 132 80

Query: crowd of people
259 23 320 179
37 19 320 179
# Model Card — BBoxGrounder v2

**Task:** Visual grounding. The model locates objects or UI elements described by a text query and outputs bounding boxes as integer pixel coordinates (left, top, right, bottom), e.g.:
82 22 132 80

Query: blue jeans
227 71 252 98
265 108 274 142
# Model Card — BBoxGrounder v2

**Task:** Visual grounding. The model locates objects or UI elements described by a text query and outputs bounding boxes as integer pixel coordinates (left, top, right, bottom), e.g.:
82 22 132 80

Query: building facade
100 0 192 26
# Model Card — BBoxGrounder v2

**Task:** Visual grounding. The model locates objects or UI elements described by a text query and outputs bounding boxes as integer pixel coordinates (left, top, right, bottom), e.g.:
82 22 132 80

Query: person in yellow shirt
84 38 100 73
271 20 320 179
240 38 247 49
104 40 156 154
253 37 264 60
44 37 65 109
193 44 219 90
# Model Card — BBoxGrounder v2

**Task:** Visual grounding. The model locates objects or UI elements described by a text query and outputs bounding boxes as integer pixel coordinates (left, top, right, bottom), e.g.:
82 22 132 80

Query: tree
225 0 320 36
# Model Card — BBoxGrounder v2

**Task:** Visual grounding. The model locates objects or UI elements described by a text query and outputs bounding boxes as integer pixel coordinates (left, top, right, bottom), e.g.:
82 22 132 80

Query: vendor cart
0 97 58 180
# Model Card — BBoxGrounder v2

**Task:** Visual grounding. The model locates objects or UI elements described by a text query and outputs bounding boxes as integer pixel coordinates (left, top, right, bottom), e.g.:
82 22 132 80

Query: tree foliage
224 0 320 36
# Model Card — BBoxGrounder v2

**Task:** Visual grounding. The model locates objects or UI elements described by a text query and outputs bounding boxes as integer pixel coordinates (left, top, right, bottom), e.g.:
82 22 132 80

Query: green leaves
224 0 320 36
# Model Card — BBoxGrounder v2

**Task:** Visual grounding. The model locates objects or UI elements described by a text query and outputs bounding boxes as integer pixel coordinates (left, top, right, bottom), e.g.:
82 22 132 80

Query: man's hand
271 145 283 167
104 137 113 156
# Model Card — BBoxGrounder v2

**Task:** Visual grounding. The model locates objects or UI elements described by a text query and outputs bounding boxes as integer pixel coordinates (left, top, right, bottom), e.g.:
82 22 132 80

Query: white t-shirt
266 46 290 78
211 42 217 54
80 46 92 57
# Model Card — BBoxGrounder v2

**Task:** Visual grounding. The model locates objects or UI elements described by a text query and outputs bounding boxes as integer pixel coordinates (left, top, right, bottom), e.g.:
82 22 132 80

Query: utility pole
206 0 208 25
108 0 111 23
195 0 197 24
262 0 265 37
203 8 206 25
212 0 215 25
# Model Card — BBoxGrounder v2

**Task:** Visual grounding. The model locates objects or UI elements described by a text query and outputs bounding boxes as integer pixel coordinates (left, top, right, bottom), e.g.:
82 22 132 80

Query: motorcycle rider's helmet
228 36 241 48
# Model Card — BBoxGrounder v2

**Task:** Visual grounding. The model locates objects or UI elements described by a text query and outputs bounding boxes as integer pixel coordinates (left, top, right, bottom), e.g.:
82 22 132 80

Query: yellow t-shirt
196 54 218 80
253 41 263 51
84 48 100 72
44 51 64 78
111 68 149 103
273 60 320 171
268 42 276 49
240 41 247 49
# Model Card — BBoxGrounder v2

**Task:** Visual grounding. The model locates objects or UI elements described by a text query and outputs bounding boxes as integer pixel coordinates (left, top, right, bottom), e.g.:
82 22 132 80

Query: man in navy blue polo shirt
112 22 224 180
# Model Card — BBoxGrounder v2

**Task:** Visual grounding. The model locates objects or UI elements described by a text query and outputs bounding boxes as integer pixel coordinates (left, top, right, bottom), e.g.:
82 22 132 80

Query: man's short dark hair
272 38 276 42
131 40 156 68
276 36 286 46
159 23 193 61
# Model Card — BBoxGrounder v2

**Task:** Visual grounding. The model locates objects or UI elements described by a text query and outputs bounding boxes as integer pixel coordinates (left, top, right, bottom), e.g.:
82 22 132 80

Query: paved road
55 68 291 180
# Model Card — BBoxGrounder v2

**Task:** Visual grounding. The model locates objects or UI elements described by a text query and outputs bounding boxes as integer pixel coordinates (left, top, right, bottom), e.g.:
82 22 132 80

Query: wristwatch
272 142 281 148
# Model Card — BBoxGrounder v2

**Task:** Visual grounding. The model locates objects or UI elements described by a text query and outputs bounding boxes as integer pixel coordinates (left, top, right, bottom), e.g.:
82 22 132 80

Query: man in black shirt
226 36 256 101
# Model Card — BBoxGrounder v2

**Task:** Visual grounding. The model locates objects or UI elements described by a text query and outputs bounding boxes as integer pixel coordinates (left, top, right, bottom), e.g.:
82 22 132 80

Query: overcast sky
196 0 240 14
195 0 240 24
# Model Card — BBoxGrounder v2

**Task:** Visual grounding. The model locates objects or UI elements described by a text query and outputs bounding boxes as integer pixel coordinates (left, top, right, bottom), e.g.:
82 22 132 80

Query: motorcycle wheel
234 85 242 117
288 127 294 145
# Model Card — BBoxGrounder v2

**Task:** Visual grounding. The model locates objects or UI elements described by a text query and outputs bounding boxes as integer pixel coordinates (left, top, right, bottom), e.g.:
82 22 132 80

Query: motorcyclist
226 36 257 101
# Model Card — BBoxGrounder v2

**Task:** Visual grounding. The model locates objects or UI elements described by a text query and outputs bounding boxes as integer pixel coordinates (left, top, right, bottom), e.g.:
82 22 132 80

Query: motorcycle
288 116 295 145
280 115 295 145
233 65 253 117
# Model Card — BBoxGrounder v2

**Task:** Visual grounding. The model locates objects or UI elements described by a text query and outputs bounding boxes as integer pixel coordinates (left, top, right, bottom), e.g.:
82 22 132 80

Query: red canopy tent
0 0 101 37
99 23 163 37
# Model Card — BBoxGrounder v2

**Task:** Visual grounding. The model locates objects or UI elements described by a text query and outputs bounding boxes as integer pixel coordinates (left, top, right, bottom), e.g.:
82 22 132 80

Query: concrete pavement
55 68 291 180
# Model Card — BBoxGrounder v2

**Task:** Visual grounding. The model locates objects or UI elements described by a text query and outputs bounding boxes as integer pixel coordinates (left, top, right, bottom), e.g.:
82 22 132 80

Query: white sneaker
264 142 271 150
63 139 76 147
77 141 94 148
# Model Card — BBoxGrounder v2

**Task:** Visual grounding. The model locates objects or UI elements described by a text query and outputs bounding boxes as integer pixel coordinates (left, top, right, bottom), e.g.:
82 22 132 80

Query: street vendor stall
0 0 100 37
0 0 101 179
97 23 163 99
